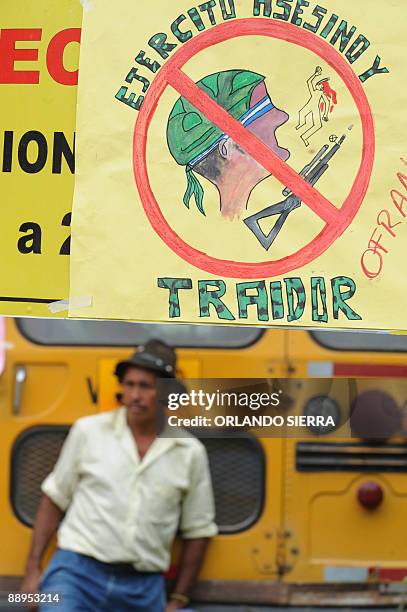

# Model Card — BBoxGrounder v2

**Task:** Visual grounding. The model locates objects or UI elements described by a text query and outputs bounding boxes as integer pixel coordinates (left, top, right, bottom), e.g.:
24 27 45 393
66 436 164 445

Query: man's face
120 366 158 425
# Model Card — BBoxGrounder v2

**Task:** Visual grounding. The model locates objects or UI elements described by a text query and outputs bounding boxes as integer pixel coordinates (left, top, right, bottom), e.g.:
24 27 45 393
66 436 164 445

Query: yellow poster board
0 1 81 316
54 2 407 327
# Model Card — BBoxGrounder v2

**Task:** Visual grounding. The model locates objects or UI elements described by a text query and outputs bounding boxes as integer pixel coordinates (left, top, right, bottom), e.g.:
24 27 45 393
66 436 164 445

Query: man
21 340 217 611
167 69 290 220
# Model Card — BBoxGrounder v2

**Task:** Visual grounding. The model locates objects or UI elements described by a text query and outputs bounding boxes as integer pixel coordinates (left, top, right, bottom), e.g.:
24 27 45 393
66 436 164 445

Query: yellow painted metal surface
283 441 407 582
281 330 407 582
286 329 407 377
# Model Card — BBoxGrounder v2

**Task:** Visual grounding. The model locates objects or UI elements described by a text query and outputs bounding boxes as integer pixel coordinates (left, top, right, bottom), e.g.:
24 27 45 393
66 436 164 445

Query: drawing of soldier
167 70 290 220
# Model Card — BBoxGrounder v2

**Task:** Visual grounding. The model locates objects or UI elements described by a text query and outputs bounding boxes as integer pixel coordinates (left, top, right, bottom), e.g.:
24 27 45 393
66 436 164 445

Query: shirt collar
113 406 189 442
112 407 187 470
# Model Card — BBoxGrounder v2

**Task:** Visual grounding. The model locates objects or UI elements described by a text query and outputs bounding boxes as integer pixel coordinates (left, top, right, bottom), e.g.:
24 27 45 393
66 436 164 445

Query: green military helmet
167 69 265 215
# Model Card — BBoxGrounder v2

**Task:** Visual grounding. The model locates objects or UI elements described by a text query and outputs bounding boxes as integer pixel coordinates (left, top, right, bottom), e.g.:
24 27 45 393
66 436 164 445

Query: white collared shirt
41 407 218 571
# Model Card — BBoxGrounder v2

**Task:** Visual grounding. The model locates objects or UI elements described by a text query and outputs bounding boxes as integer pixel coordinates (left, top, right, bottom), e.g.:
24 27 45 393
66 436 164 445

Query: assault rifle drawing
243 134 346 251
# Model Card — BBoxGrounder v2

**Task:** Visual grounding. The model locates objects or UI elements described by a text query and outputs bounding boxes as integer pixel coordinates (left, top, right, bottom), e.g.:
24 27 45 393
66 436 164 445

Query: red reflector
370 568 407 581
357 481 384 509
334 363 407 378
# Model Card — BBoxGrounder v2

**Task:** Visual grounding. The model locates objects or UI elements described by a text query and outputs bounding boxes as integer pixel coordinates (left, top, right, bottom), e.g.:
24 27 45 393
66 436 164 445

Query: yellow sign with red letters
0 1 81 316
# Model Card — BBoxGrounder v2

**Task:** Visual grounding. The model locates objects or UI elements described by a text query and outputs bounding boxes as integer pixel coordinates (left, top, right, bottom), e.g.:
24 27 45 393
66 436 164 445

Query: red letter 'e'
0 28 42 84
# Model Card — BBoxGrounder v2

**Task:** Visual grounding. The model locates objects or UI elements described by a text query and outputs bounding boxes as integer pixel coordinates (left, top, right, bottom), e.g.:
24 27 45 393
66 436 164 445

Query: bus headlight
303 395 341 435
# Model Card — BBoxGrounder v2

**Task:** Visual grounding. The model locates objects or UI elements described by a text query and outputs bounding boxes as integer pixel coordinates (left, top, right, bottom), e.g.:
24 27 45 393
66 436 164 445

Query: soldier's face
224 82 290 184
248 81 290 163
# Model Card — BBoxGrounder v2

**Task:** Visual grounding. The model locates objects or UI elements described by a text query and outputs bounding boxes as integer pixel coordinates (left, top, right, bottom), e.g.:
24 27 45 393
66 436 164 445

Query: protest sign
59 1 407 326
0 1 81 316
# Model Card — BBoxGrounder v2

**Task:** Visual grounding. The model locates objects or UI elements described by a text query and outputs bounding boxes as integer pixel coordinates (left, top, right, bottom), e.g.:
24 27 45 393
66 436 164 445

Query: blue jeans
40 549 165 611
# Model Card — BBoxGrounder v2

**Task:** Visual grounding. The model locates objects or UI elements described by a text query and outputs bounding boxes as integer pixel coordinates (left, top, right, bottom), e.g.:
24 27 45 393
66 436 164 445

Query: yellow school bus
1 316 407 608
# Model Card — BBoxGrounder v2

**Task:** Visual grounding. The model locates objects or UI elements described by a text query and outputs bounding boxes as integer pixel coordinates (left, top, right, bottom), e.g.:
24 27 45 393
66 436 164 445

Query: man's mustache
129 401 147 409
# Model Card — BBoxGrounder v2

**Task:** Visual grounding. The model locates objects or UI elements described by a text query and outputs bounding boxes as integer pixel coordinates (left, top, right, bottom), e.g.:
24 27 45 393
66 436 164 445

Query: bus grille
296 442 407 472
11 427 265 532
11 427 68 527
202 435 265 533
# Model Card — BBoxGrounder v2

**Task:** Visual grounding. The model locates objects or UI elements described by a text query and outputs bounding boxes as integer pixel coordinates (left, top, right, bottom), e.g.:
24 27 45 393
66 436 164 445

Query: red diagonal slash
166 66 339 225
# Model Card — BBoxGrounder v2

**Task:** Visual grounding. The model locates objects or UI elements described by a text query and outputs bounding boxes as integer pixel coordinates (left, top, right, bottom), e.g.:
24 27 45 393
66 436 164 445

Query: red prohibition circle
133 18 375 279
